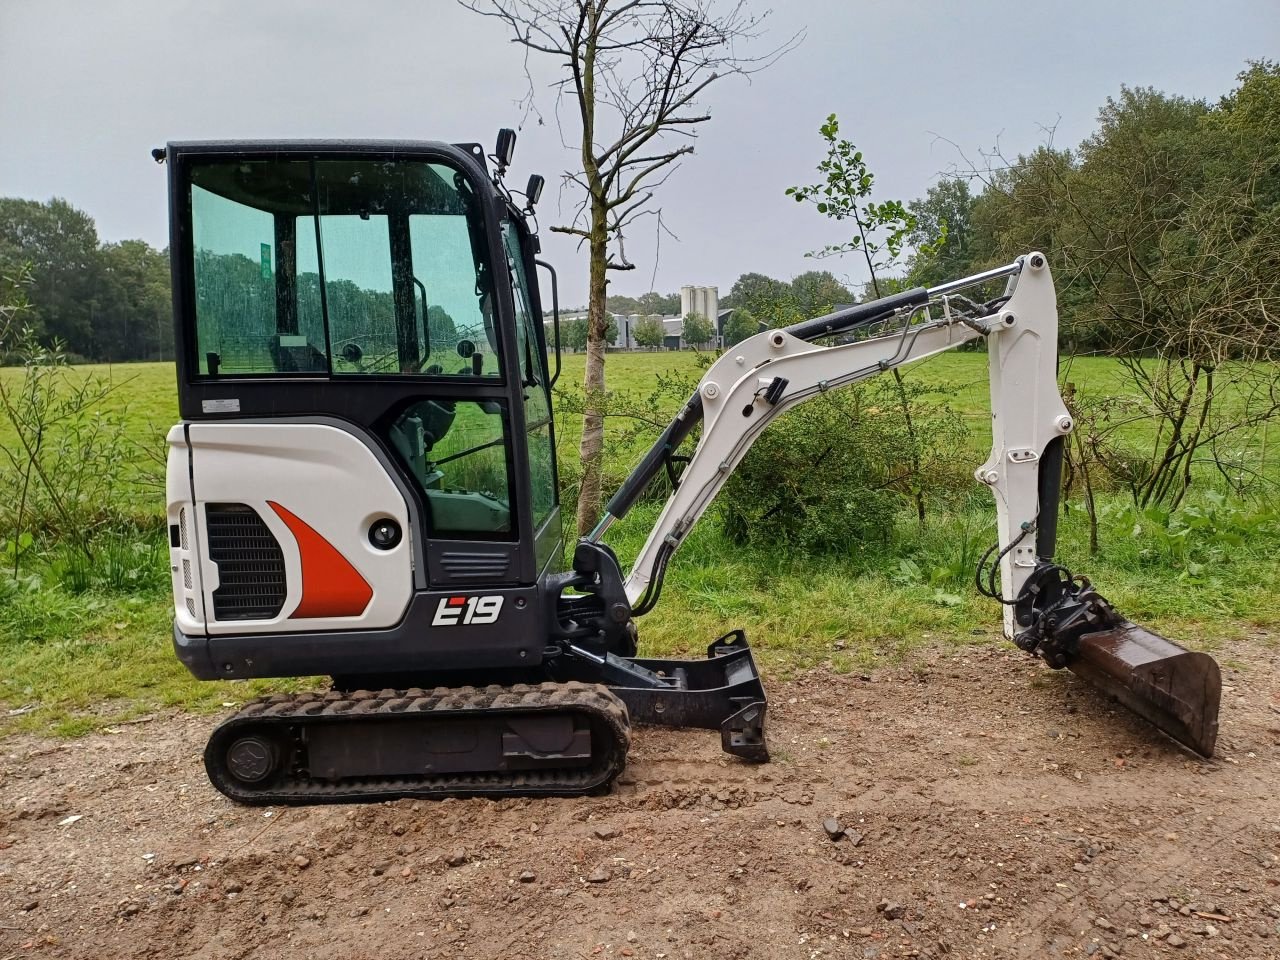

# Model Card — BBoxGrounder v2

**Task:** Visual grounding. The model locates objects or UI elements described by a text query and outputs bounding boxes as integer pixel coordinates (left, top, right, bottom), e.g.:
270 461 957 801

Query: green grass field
2 352 1278 735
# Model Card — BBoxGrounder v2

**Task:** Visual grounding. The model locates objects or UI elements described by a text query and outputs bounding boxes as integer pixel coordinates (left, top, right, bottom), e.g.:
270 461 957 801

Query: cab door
501 218 561 575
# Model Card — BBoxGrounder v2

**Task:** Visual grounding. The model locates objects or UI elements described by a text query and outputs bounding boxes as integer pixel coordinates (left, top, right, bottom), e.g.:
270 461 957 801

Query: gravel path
3 642 1278 959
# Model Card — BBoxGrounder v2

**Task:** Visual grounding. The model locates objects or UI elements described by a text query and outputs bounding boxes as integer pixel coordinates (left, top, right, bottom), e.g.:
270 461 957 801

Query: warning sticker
201 398 241 413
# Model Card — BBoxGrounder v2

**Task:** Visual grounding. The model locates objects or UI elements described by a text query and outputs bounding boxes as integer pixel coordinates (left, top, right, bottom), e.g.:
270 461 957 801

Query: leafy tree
727 271 798 327
786 114 932 270
637 291 681 315
461 0 794 535
0 198 103 355
721 308 761 347
906 178 975 288
606 293 641 315
953 66 1280 523
97 239 172 361
788 113 947 523
609 291 680 317
967 146 1074 270
632 315 666 349
426 305 458 349
563 316 589 352
1210 60 1280 215
564 314 617 351
0 198 179 363
681 312 715 348
789 270 853 320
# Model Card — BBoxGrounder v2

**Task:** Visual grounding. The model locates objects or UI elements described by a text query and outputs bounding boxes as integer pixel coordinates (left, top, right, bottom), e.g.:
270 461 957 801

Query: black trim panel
177 585 546 680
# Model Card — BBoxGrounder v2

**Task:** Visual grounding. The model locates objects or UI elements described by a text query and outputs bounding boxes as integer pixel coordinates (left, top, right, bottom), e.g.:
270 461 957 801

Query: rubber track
204 681 631 805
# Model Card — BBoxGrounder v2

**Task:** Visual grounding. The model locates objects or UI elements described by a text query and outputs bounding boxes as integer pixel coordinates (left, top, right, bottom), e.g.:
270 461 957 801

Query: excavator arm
575 253 1220 757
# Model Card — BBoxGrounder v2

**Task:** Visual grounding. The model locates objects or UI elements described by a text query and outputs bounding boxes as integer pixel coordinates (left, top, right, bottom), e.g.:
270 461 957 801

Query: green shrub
1103 491 1278 575
720 378 967 554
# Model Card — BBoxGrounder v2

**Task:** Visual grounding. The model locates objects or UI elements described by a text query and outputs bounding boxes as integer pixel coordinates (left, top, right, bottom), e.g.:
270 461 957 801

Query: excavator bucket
1067 620 1221 757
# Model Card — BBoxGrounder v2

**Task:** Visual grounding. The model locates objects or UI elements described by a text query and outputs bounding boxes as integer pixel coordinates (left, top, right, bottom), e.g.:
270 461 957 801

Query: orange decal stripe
267 501 373 619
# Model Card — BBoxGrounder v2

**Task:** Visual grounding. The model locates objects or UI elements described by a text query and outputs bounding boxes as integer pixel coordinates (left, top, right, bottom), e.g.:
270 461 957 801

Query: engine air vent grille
439 551 511 581
206 503 286 621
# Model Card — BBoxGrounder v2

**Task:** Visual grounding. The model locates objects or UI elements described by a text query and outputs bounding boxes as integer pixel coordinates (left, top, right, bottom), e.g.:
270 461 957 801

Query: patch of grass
0 583 315 736
598 486 1280 677
2 353 1279 736
0 360 176 458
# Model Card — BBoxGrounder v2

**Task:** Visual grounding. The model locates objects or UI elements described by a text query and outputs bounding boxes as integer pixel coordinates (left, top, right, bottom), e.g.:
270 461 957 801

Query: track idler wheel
224 733 283 786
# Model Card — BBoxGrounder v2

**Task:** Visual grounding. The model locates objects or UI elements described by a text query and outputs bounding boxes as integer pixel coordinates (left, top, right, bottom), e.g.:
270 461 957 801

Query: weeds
0 285 156 576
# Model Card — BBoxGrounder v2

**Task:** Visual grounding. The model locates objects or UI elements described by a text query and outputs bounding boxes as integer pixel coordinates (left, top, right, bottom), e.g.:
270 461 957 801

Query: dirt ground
2 640 1279 960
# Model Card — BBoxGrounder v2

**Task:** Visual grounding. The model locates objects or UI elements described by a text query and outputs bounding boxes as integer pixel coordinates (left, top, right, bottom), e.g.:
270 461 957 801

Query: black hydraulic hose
783 286 929 341
976 522 1034 605
1035 436 1066 561
631 542 674 617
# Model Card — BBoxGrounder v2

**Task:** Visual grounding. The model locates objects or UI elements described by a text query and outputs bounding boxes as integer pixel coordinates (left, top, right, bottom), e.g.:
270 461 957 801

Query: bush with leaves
564 314 619 351
720 379 968 554
722 308 761 347
787 113 952 524
632 315 666 349
555 346 968 556
1102 491 1278 582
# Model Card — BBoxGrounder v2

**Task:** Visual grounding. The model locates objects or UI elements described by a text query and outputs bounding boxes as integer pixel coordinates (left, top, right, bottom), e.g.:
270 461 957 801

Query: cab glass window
188 158 499 378
410 214 501 376
502 221 557 529
387 399 513 539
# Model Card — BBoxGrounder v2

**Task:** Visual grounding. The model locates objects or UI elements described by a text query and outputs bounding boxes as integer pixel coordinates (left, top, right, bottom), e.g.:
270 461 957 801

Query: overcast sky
1 0 1275 305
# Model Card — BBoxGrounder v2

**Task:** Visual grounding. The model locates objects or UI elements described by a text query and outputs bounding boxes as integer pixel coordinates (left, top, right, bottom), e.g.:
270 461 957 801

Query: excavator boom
596 253 1221 756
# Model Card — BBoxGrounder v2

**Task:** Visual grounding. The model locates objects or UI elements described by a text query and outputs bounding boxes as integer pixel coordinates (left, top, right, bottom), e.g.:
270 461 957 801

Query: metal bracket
607 629 769 763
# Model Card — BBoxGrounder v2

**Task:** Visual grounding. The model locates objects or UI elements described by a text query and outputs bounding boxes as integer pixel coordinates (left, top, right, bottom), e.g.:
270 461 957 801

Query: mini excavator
155 133 1221 804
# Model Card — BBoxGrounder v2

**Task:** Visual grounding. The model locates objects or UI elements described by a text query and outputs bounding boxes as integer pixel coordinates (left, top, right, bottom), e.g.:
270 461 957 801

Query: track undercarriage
203 632 769 804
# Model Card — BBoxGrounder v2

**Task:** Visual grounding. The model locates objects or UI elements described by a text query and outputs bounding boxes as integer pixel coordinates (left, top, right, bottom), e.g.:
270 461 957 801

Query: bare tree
459 0 796 535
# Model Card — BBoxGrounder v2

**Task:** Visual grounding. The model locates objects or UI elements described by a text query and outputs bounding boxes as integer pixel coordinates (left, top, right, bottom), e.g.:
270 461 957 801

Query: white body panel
169 422 414 635
167 424 206 637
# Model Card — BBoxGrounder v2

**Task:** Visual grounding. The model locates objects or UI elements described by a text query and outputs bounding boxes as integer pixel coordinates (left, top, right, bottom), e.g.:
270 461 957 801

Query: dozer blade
615 630 769 762
1067 620 1220 757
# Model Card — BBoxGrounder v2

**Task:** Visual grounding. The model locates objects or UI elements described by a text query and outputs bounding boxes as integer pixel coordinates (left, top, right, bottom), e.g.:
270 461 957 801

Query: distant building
612 313 684 349
679 285 719 325
547 291 743 351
